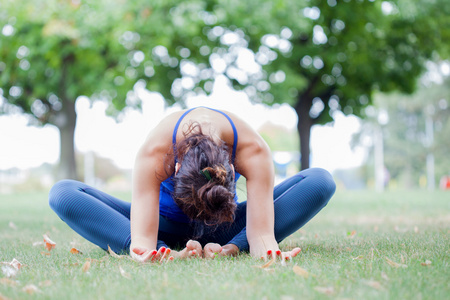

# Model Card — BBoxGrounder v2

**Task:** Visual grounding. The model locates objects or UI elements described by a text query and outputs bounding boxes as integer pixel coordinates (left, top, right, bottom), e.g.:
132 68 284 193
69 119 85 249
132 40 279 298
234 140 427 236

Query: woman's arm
239 137 278 257
231 116 277 258
130 144 165 254
129 117 175 259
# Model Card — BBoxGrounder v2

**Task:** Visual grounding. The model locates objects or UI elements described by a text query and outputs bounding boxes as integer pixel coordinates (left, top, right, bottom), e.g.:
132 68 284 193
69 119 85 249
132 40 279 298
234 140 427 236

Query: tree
0 0 208 179
169 0 450 169
353 77 450 188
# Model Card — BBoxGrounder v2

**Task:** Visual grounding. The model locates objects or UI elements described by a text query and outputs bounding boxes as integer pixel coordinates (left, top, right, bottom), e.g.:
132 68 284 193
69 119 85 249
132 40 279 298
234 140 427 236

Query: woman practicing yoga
49 106 336 262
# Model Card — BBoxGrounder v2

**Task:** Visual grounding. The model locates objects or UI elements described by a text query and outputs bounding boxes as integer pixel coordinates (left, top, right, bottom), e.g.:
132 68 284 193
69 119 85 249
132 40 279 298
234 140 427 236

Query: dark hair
171 122 236 225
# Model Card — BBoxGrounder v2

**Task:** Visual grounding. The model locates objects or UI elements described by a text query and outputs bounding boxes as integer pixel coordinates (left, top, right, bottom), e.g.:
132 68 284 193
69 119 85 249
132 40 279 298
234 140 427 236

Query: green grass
0 189 449 299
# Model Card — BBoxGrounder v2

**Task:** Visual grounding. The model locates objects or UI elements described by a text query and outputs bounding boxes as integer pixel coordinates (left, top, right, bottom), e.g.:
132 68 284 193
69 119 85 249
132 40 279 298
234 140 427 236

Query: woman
49 106 336 262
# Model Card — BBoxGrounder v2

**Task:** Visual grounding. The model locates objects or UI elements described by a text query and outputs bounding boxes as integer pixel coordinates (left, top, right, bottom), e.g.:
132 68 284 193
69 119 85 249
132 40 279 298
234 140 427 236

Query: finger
188 249 198 257
132 247 147 256
290 247 301 257
159 248 171 263
133 250 156 263
152 247 165 262
276 250 282 260
186 240 202 251
267 250 274 260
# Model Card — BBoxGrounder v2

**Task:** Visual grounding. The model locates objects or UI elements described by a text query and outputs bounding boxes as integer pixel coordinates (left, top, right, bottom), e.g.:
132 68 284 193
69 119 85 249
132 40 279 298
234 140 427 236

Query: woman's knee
308 168 336 204
48 179 82 216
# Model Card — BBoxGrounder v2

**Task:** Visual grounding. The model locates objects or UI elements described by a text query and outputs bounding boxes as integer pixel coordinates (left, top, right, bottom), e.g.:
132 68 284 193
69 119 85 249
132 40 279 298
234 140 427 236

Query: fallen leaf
348 230 357 238
0 293 11 300
0 278 19 287
70 248 83 255
8 222 17 230
293 265 309 278
38 280 52 287
119 266 131 279
381 272 389 281
82 260 91 273
22 284 40 295
107 245 124 259
352 255 364 260
261 257 276 268
363 280 383 290
421 260 432 266
40 251 51 256
253 257 276 269
9 259 22 270
314 286 335 295
385 257 407 268
1 259 22 278
43 234 56 251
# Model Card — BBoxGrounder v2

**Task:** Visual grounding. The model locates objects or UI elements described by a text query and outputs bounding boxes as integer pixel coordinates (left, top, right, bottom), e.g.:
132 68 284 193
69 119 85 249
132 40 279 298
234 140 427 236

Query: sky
0 76 365 173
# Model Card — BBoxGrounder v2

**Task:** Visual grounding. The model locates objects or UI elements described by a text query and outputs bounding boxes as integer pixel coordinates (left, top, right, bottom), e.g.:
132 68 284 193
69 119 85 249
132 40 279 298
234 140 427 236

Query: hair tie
200 169 212 181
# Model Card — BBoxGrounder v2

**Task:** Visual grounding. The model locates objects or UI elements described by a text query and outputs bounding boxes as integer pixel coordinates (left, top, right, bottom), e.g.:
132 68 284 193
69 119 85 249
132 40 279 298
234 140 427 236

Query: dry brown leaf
260 257 276 268
43 234 56 251
348 230 357 238
0 278 19 287
70 248 83 255
38 280 52 287
82 260 91 273
107 245 124 259
314 286 335 295
40 251 51 256
1 258 22 278
0 293 11 300
9 259 22 270
119 266 131 279
292 265 309 278
385 257 407 268
363 280 383 290
22 284 40 295
421 260 432 266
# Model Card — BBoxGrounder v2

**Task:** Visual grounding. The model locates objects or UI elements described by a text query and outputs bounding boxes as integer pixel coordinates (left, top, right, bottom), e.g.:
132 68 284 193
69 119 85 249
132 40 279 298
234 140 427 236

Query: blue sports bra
159 107 240 223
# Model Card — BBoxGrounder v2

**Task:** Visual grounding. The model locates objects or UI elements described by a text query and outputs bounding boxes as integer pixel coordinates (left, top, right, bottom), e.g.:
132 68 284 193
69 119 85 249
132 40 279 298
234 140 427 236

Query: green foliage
354 78 450 187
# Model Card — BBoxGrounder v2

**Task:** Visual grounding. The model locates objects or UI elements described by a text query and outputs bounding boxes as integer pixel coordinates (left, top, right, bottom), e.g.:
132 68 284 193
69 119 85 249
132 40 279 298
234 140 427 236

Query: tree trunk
295 95 314 170
55 98 78 180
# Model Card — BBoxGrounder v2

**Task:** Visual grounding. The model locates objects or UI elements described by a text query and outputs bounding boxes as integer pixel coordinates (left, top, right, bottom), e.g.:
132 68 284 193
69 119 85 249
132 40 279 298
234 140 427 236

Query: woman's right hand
130 246 174 263
170 240 203 259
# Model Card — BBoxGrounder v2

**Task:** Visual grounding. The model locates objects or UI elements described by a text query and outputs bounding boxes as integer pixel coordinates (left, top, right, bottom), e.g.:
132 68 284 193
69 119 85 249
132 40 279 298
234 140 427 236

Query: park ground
0 189 449 299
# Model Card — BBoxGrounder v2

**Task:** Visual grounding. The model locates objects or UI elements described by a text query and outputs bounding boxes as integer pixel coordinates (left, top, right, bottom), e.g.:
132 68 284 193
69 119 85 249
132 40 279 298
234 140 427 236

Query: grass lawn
0 189 449 299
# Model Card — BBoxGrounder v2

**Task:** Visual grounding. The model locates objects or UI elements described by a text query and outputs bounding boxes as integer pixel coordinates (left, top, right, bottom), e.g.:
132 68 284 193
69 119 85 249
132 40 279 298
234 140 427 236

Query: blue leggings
49 168 335 253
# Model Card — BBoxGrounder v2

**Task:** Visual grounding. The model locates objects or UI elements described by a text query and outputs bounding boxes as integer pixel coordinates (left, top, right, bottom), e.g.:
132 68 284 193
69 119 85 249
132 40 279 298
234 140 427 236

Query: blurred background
1 0 449 194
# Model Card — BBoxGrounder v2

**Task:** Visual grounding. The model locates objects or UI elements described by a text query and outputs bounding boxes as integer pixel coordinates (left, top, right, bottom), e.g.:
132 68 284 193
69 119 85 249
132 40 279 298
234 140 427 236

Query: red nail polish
267 250 272 255
169 256 174 261
192 250 196 255
276 250 282 256
151 250 157 255
165 249 171 255
161 247 166 253
285 256 290 260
